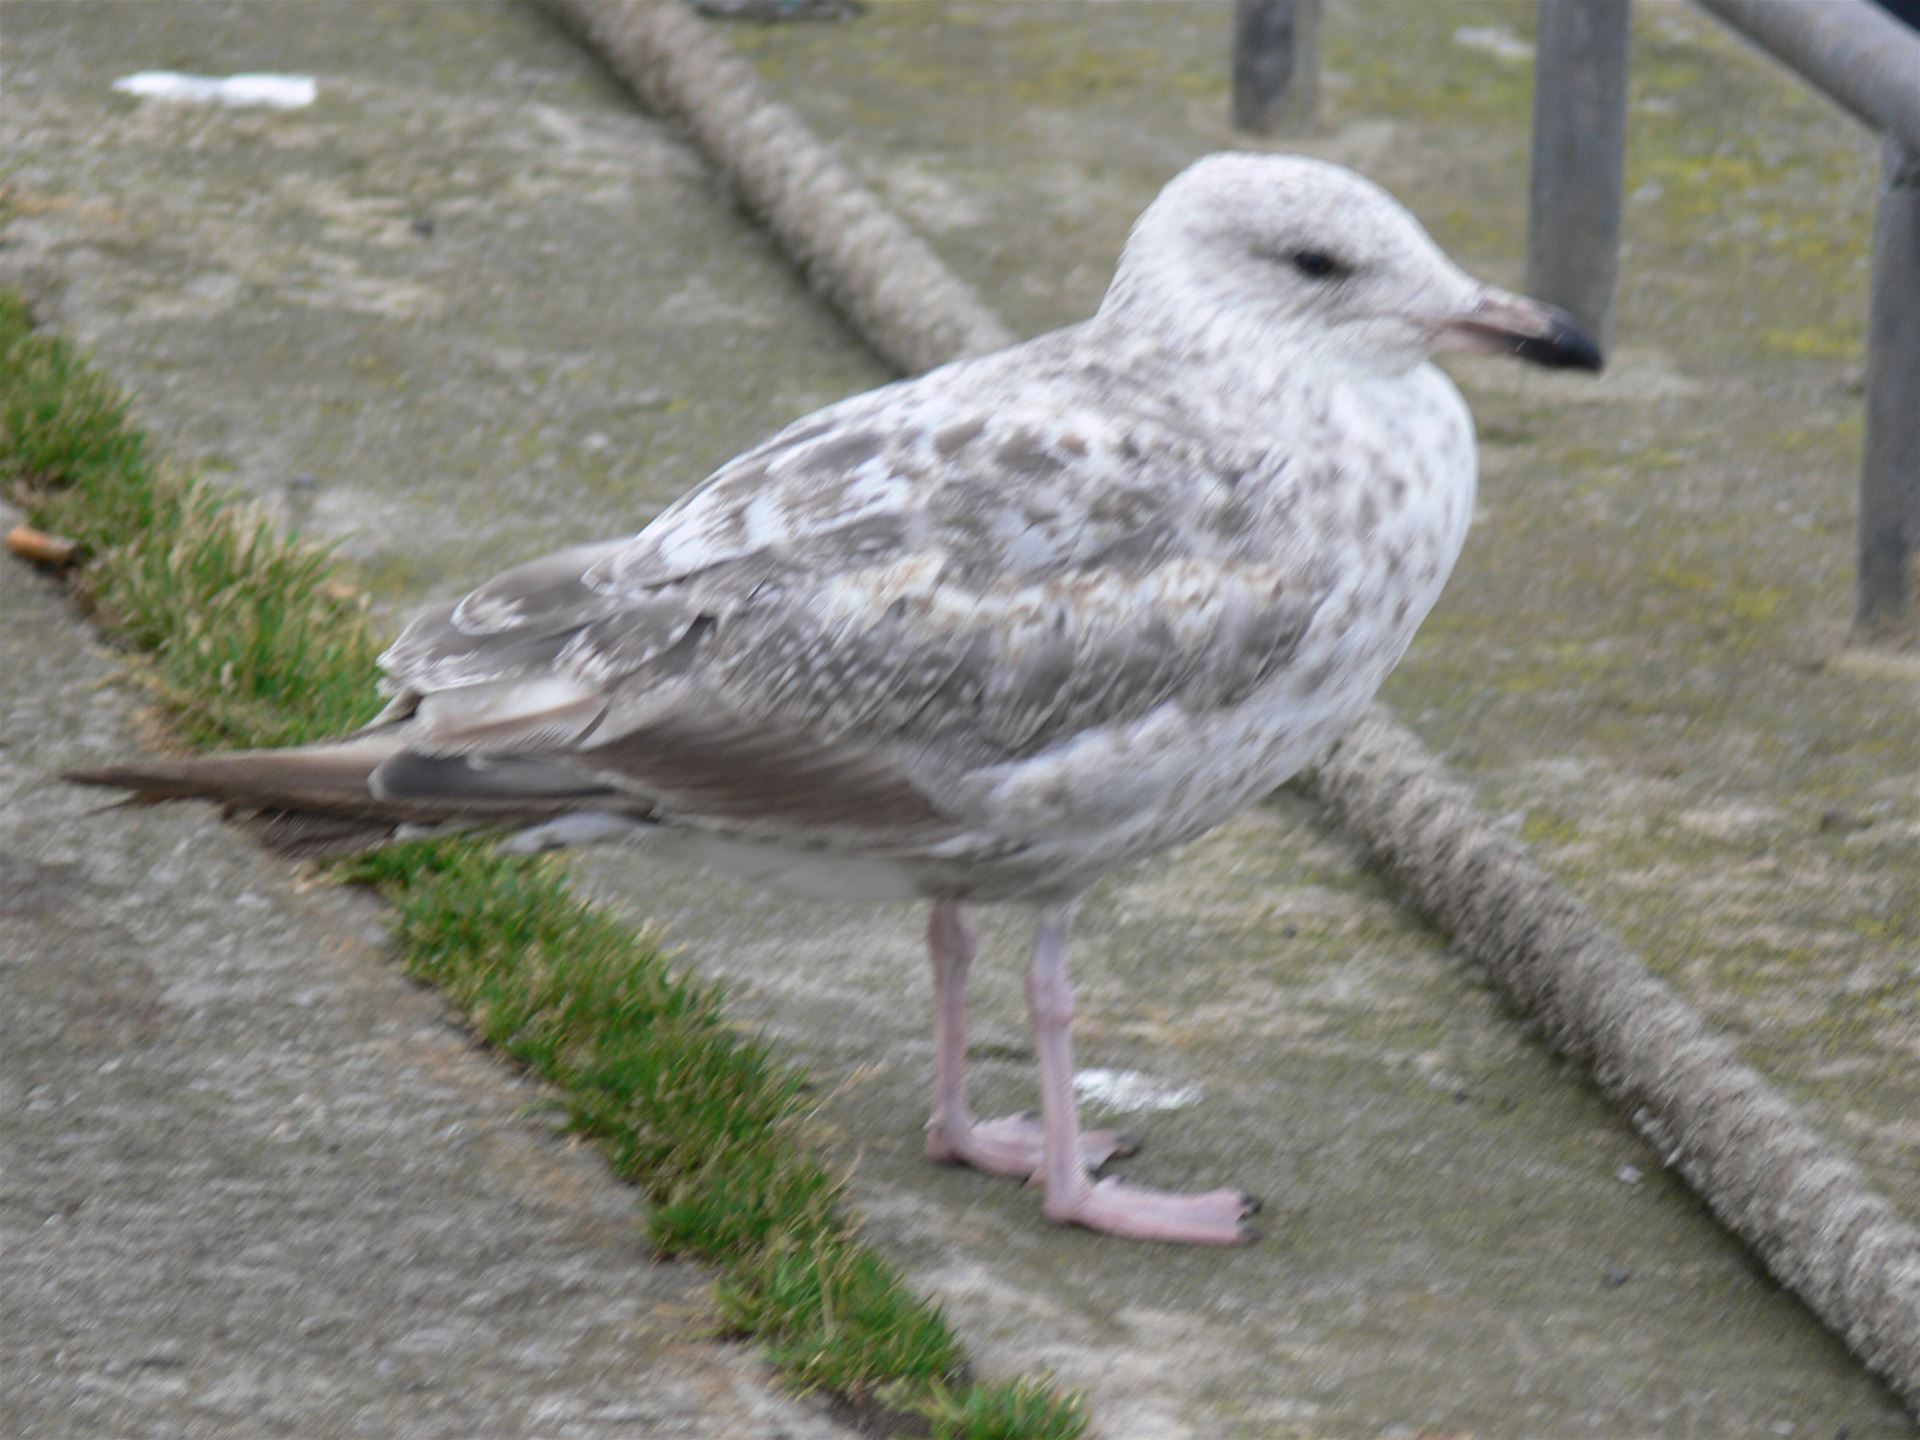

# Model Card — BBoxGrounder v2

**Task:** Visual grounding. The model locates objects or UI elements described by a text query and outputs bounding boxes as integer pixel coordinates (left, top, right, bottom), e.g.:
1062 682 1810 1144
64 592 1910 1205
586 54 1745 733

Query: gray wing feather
691 556 1324 763
370 338 1327 846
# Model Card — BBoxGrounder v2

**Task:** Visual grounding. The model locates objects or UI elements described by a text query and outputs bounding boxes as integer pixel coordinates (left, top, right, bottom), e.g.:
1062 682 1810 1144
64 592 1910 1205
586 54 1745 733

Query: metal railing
1232 0 1322 134
1235 0 1920 644
1529 0 1920 644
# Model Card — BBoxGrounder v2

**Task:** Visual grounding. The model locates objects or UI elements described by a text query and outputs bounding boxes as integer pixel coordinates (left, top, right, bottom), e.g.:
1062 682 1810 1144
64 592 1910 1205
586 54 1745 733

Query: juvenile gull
71 154 1601 1244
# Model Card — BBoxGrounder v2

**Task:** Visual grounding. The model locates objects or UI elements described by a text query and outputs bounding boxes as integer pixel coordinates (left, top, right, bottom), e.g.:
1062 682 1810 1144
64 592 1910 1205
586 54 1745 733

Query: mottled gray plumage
369 331 1349 897
71 154 1600 1242
362 155 1512 898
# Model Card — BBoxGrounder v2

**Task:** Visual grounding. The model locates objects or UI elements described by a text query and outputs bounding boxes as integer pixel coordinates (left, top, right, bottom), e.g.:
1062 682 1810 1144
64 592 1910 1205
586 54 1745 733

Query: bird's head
1099 152 1602 381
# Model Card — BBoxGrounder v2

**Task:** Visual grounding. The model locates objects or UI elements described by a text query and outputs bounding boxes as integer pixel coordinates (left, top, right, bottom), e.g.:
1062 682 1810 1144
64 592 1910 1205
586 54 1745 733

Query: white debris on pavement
112 71 317 109
1074 1068 1204 1115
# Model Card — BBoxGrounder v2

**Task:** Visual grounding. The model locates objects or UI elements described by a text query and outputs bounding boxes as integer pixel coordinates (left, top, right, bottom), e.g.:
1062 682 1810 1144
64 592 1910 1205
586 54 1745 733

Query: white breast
956 363 1478 879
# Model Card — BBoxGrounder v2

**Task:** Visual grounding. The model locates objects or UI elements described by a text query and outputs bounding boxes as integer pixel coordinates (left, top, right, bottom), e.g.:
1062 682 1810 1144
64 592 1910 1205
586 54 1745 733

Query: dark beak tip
1514 315 1604 373
1452 301 1605 373
1556 319 1606 374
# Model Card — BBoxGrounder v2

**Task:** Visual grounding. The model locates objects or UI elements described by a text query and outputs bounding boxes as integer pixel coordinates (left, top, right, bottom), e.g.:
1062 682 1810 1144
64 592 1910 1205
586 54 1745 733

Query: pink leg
1026 903 1256 1245
923 900 1136 1179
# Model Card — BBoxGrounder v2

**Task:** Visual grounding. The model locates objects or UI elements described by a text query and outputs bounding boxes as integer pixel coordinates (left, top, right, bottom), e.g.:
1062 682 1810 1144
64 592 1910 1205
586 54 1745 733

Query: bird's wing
376 549 1325 852
372 345 1333 848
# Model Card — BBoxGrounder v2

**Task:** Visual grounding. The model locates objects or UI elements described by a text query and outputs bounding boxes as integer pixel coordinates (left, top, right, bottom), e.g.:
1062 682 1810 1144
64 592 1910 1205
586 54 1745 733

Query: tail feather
63 731 600 860
64 734 408 820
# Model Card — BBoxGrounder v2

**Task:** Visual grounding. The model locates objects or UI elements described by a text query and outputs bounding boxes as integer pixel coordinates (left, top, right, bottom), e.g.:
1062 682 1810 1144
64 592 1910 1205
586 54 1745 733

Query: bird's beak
1433 288 1604 373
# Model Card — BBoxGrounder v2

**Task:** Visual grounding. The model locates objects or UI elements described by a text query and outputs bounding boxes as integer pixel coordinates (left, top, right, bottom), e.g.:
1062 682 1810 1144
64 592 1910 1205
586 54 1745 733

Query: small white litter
112 71 317 110
1073 1068 1204 1114
1452 26 1534 63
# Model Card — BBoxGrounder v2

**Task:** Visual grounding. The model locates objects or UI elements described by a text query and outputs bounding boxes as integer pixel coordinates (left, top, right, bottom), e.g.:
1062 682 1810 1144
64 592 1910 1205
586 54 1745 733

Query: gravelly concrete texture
2 1 1914 1438
0 551 852 1440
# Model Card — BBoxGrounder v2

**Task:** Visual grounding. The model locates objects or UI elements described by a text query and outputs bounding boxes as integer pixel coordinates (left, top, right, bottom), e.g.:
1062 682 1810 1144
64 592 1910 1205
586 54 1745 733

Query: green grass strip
0 288 1087 1440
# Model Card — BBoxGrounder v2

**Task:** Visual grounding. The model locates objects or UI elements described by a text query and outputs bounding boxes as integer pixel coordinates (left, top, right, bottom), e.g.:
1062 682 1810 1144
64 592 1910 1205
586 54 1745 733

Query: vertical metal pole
1856 138 1920 644
1232 0 1321 135
1525 0 1632 347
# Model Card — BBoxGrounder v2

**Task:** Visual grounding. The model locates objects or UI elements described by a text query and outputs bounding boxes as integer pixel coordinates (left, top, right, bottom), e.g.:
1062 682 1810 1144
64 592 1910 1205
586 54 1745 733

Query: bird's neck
1085 302 1356 422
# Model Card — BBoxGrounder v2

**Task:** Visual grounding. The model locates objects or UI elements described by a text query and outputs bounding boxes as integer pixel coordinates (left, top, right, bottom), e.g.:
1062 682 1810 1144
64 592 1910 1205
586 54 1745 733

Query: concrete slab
2 1 1913 1436
0 549 852 1439
0 0 889 602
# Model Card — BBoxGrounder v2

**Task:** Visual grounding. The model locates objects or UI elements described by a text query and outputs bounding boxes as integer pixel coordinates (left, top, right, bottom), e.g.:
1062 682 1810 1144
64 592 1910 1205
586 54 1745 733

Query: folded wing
368 354 1330 858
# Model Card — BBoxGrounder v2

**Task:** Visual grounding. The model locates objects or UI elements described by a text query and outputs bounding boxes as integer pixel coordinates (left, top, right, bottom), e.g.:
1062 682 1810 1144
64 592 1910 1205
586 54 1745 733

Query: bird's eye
1289 250 1348 281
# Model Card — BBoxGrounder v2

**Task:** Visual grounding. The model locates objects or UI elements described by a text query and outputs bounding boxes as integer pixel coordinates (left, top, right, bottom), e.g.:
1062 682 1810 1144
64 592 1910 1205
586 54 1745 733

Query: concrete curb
0 548 856 1440
536 0 1920 1412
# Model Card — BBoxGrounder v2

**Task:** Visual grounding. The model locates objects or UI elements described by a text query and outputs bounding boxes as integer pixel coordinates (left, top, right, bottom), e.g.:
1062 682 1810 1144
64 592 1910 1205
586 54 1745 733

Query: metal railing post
1857 138 1920 642
1525 0 1632 347
1232 0 1321 135
1687 0 1920 645
1691 0 1920 154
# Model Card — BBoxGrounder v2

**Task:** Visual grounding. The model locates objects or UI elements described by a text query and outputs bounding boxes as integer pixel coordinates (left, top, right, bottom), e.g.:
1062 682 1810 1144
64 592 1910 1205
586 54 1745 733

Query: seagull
70 154 1601 1245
